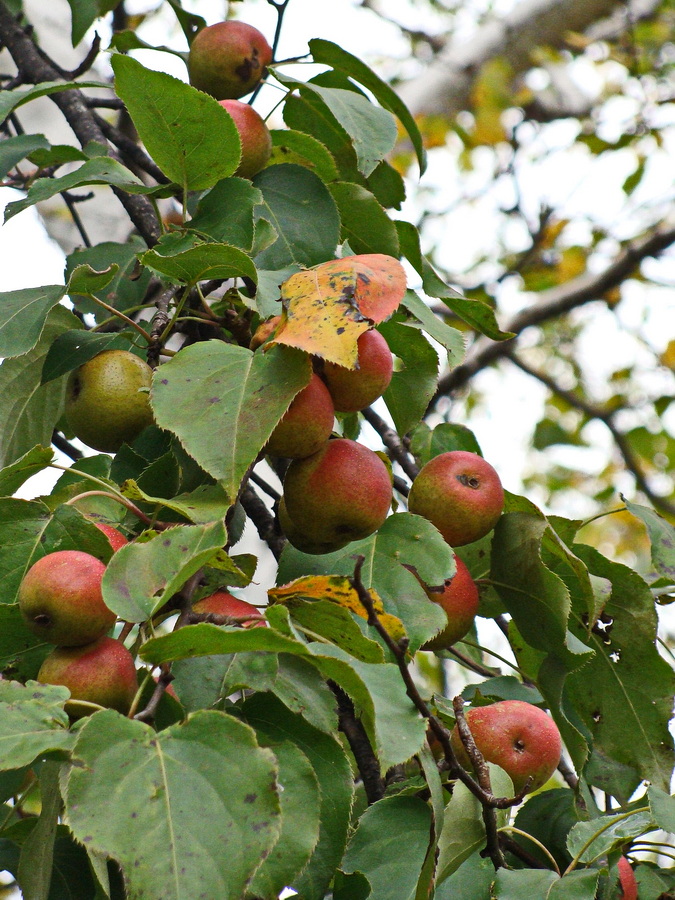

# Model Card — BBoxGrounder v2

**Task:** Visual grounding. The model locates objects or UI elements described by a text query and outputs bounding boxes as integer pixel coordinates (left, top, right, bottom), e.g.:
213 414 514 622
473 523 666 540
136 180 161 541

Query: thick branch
398 0 642 119
434 217 675 400
0 2 160 246
332 682 385 804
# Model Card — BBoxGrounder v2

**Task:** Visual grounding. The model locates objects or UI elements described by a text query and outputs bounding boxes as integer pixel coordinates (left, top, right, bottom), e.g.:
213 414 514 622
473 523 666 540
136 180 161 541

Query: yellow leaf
269 574 406 642
271 254 406 368
661 340 675 371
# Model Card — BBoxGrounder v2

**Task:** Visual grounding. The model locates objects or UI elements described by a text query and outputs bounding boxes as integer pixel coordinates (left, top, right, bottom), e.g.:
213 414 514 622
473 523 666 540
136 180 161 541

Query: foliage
0 1 673 899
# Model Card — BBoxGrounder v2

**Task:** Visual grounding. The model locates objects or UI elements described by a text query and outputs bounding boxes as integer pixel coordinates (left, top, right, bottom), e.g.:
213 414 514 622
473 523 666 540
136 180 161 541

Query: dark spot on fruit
34 613 51 626
457 474 480 489
592 710 601 723
70 374 81 399
235 53 260 84
514 739 525 753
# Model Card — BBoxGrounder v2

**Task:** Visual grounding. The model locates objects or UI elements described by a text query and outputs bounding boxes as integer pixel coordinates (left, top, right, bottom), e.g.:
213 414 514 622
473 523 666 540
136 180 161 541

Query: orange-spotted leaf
271 254 406 367
320 254 406 323
269 574 405 642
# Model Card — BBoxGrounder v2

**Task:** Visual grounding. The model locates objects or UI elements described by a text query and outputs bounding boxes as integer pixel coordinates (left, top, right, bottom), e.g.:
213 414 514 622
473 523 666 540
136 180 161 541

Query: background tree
0 1 674 898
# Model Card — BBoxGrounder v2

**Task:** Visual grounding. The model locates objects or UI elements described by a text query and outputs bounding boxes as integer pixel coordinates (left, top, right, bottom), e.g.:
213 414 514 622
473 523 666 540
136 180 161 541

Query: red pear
451 700 562 794
421 555 479 651
219 99 272 178
408 450 504 546
283 438 392 550
192 590 265 627
322 329 393 412
188 21 273 100
266 373 334 459
93 522 128 553
18 550 116 647
38 636 138 719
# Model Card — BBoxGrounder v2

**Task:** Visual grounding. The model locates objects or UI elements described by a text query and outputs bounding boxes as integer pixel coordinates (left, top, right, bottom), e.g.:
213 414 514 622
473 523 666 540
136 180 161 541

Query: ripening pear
18 550 116 647
322 329 393 412
37 636 138 719
219 99 272 178
192 590 265 627
92 521 128 553
283 438 392 550
450 700 562 794
408 451 504 547
421 555 479 651
266 373 335 459
65 350 154 453
188 21 273 100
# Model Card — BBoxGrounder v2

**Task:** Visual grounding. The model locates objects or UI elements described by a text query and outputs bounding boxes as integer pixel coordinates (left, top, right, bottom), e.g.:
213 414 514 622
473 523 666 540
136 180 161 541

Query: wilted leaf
271 254 406 367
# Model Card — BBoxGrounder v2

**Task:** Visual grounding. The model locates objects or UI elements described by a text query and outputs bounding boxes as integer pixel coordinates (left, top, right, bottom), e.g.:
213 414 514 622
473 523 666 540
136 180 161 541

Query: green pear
65 350 154 453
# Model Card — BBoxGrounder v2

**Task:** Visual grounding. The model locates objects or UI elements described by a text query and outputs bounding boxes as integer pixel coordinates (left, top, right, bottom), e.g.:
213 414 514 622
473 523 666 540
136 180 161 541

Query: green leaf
0 603 52 681
410 422 482 465
278 513 452 651
151 341 311 502
270 129 340 182
310 643 427 770
436 764 513 882
402 290 466 360
241 693 354 900
342 796 432 900
4 158 150 221
0 134 49 179
0 81 106 124
122 479 232 525
66 0 119 45
111 54 240 190
188 178 263 250
624 498 675 581
64 238 153 321
567 544 675 792
648 786 675 833
512 787 579 871
309 38 427 175
139 621 310 665
0 285 65 358
434 851 495 900
102 521 226 621
276 73 397 177
0 445 54 497
380 321 439 435
493 869 558 898
396 221 513 340
328 182 400 256
566 808 654 864
139 241 257 285
17 760 62 900
66 262 119 296
0 305 77 467
247 740 321 900
253 163 341 270
64 709 281 900
41 329 135 385
283 600 385 663
0 681 74 768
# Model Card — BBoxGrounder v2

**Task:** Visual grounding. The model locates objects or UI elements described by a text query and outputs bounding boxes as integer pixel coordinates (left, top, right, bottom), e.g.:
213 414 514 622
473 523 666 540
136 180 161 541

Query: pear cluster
255 323 395 555
188 21 274 179
19 525 137 719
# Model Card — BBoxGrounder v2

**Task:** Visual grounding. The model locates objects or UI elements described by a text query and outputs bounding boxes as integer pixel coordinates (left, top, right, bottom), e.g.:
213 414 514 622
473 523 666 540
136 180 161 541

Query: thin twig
332 682 385 804
241 485 287 560
362 406 420 481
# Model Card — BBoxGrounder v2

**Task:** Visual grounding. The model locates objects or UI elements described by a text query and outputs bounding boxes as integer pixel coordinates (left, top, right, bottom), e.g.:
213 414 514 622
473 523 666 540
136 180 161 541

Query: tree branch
0 2 160 246
433 216 675 401
332 682 385 804
506 351 675 517
398 0 641 119
240 485 287 560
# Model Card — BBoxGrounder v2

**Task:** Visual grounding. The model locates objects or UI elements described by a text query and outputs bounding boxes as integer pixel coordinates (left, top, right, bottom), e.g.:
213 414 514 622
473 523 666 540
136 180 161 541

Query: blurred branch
434 216 675 400
240 485 287 560
506 351 675 517
0 1 160 246
398 0 637 119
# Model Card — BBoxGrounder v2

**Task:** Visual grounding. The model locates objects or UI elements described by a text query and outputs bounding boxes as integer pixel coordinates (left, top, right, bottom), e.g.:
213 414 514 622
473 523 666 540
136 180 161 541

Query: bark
397 0 657 118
